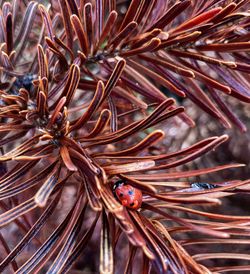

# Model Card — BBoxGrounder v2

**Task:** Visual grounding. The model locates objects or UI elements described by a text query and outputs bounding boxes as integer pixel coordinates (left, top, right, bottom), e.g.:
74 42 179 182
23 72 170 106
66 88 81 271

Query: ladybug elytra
113 180 142 210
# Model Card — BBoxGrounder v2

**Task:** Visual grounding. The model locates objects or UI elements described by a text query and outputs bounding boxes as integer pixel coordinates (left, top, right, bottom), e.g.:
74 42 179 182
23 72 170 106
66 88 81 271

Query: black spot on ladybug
119 193 124 197
130 202 134 207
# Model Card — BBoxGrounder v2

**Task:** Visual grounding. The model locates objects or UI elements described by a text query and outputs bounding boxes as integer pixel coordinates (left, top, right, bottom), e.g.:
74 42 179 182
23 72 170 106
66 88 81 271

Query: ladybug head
113 179 126 192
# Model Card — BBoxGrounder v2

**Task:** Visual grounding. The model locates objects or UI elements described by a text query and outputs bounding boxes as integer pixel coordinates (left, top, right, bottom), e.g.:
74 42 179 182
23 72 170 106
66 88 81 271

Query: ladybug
113 180 142 210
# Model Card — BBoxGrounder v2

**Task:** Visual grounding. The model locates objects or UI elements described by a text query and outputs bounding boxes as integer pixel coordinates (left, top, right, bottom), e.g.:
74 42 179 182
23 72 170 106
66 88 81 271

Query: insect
113 180 142 210
191 182 218 190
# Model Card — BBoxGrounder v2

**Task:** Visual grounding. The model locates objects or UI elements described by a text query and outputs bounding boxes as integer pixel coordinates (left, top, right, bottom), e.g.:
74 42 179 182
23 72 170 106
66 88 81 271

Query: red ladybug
113 180 142 210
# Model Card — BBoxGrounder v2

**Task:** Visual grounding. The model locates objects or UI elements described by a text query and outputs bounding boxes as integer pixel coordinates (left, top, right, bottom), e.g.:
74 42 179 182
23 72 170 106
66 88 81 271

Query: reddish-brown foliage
0 0 249 273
